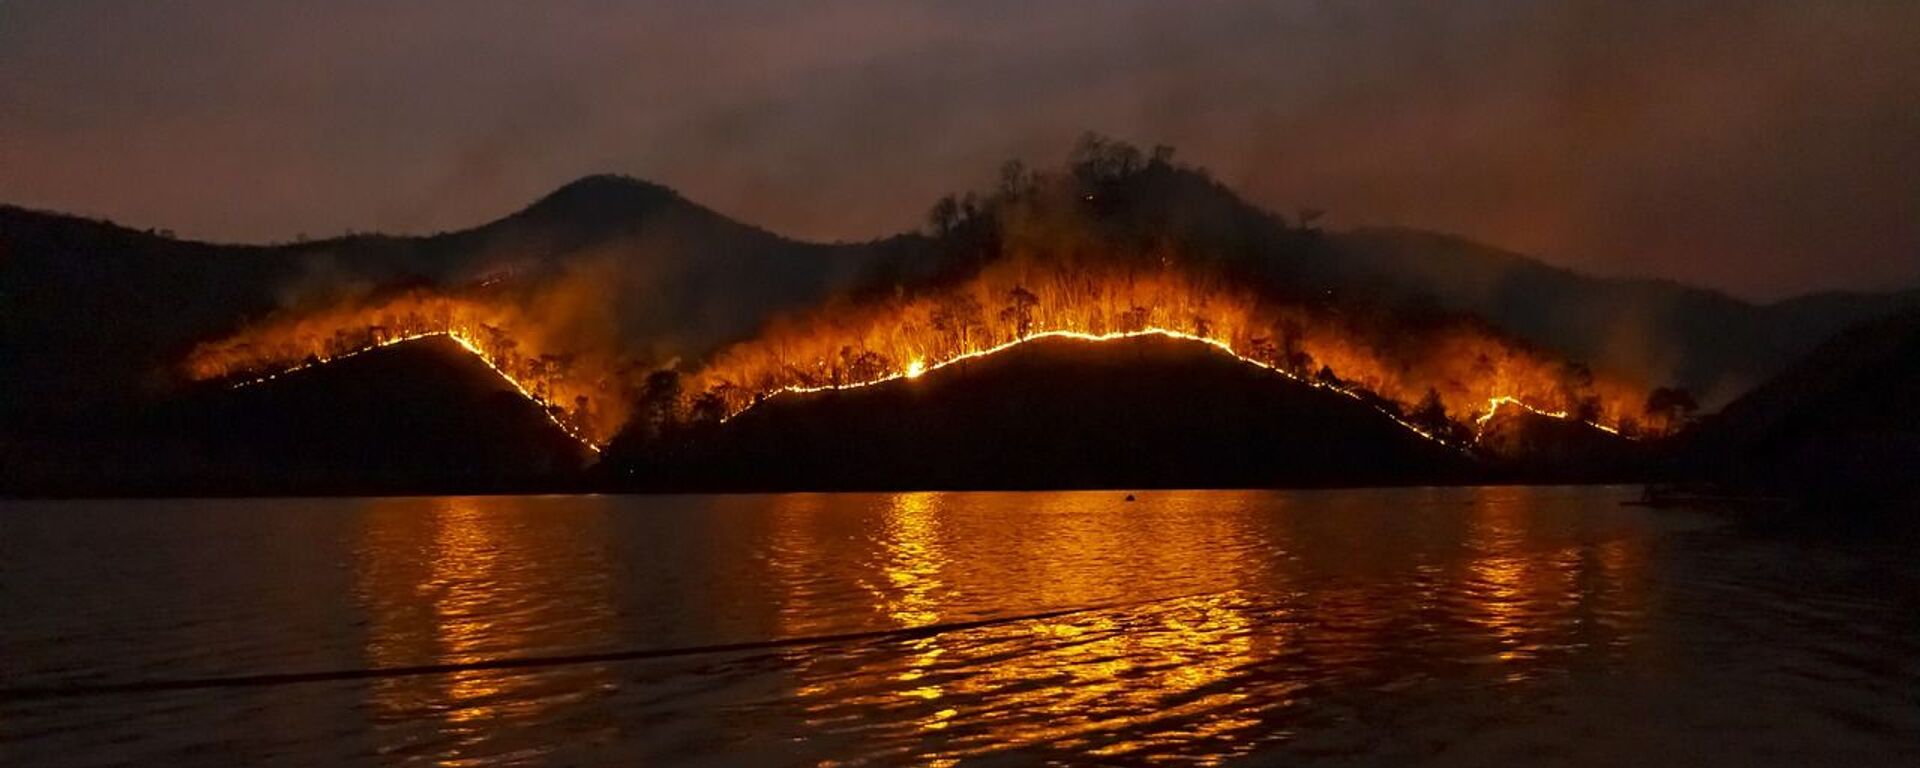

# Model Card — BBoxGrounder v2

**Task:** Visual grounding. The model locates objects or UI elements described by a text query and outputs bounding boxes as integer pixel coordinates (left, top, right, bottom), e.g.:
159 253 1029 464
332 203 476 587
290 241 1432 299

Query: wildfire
685 261 1654 447
186 269 1653 455
178 140 1674 461
1473 395 1625 441
226 330 602 451
185 289 632 449
185 261 1655 455
720 327 1627 449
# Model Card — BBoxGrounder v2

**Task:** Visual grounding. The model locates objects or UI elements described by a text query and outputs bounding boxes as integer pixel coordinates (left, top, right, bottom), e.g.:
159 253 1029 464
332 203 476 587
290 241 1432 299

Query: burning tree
181 286 638 447
680 137 1660 445
1644 387 1699 434
999 285 1039 338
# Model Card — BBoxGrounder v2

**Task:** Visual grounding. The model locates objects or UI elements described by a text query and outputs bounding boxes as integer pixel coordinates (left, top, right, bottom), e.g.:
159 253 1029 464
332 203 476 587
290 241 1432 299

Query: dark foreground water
2 487 1916 766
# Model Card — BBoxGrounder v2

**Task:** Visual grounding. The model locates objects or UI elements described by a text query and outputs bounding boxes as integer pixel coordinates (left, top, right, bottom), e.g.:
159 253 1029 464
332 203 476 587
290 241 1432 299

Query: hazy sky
3 0 1917 299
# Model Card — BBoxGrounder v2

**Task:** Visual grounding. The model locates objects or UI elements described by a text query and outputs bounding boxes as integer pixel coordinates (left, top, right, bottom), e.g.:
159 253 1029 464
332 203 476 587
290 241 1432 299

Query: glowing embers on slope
686 264 1653 446
724 327 1612 449
228 331 601 452
183 288 635 447
1472 395 1625 442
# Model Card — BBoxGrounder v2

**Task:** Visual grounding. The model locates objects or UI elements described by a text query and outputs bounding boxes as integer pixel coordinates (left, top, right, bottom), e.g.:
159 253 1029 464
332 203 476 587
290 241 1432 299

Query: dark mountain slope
7 167 1911 434
604 335 1476 492
1329 227 1920 407
0 175 901 430
1473 409 1643 483
924 156 1914 409
0 336 593 496
1682 308 1920 511
6 157 1915 498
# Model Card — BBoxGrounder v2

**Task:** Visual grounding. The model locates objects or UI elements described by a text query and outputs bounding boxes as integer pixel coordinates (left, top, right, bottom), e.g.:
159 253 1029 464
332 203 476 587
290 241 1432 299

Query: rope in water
0 589 1232 701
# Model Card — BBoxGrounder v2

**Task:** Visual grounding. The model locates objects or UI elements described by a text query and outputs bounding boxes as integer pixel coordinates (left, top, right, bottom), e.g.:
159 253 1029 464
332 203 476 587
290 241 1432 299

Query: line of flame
723 327 1623 451
228 331 601 452
225 326 1622 459
1472 395 1625 442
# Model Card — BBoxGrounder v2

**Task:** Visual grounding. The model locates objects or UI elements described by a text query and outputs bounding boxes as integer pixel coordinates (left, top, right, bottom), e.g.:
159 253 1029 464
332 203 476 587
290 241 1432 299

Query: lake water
2 487 1916 766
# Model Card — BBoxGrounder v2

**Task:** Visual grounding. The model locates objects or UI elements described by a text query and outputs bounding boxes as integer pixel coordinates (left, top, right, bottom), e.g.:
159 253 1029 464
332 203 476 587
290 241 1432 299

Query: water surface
2 487 1916 765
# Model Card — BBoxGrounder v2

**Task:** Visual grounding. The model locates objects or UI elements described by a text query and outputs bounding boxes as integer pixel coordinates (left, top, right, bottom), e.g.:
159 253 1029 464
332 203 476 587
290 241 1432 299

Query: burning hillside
183 286 639 447
684 261 1649 445
181 137 1675 456
609 333 1477 491
676 138 1659 447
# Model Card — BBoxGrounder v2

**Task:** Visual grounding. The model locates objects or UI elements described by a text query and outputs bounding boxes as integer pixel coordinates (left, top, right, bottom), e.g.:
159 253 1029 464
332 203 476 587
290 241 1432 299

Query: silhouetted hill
1473 409 1644 483
1328 228 1920 408
506 174 685 234
6 157 1915 496
0 177 899 432
602 335 1476 491
7 167 1910 433
934 159 1915 408
1680 308 1920 512
0 336 593 496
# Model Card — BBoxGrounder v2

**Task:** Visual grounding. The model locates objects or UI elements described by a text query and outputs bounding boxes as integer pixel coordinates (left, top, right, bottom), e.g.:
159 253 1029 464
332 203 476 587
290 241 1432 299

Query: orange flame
184 260 1656 451
687 260 1651 444
184 289 631 448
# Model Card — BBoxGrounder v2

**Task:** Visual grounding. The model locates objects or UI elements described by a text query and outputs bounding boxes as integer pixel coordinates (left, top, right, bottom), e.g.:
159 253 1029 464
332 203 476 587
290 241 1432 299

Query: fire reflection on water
876 492 947 630
13 491 1909 766
1463 488 1652 675
319 489 1649 765
761 489 1649 764
768 491 1281 763
352 497 618 765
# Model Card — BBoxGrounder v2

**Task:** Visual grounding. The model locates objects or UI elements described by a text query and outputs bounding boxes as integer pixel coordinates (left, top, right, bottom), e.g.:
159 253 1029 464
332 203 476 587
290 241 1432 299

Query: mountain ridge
603 334 1480 492
5 157 1916 496
8 170 1915 421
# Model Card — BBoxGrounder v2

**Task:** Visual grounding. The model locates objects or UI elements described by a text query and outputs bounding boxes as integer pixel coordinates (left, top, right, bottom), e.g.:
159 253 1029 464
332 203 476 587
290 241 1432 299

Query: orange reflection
1461 487 1649 678
877 491 948 629
352 497 617 765
769 491 1274 764
326 489 1653 765
752 489 1654 763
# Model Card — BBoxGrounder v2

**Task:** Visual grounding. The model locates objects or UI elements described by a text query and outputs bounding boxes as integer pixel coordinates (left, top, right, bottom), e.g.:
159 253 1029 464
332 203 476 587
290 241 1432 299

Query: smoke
273 253 380 311
680 153 1657 439
3 1 1916 299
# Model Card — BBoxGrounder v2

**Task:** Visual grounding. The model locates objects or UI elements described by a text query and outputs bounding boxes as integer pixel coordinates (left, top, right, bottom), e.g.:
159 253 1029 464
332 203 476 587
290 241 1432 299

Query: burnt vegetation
2 134 1914 500
606 135 1674 489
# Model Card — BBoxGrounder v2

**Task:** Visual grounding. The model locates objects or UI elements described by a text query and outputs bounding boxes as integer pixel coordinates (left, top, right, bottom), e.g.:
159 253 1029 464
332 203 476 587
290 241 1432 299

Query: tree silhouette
1411 387 1450 436
844 348 893 383
689 391 728 426
930 292 985 352
1575 395 1604 423
927 195 961 237
997 159 1032 197
1248 336 1278 367
1069 132 1145 184
638 369 683 440
1644 386 1699 433
999 285 1039 338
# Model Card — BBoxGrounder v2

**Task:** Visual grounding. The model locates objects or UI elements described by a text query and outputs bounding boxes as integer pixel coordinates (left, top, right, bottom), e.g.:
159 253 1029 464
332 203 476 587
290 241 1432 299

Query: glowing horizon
221 324 1625 456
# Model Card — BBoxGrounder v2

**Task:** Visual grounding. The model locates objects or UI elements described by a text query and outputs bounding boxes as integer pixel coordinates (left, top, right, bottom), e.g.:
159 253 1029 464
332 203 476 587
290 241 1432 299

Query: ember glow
184 290 632 448
686 262 1653 445
731 327 1464 446
233 330 600 451
1474 395 1625 440
187 260 1655 454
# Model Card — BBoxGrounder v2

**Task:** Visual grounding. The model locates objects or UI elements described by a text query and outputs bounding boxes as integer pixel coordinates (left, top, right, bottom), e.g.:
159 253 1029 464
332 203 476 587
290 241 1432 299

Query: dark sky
3 1 1917 300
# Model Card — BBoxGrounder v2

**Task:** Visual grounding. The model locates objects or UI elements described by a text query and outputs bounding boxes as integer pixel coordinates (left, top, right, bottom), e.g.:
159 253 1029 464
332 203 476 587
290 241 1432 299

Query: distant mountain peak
510 174 684 227
550 173 674 198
